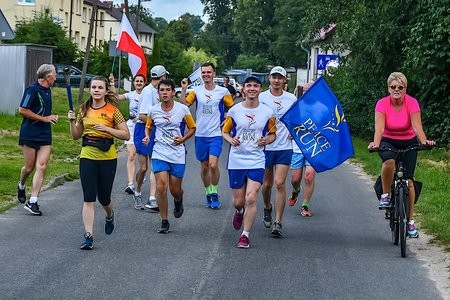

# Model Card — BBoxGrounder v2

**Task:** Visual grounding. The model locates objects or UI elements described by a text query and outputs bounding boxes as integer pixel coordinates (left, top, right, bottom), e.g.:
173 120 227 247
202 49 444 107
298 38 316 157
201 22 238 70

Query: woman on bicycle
368 72 435 238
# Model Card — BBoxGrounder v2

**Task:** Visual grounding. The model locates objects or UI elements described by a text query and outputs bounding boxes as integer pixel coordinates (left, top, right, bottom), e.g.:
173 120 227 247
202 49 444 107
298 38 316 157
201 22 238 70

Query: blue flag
280 76 354 172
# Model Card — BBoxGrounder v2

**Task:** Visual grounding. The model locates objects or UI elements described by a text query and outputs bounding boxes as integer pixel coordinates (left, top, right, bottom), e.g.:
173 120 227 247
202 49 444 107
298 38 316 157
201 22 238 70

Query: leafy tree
184 47 218 68
154 17 169 34
166 19 193 49
179 13 205 37
128 4 156 29
157 33 191 84
7 9 78 64
235 54 269 72
87 42 131 79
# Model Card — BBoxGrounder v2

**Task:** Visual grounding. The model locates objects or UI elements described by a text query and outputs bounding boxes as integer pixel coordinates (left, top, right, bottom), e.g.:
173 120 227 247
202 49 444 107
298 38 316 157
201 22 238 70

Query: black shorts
79 158 117 206
379 137 418 179
19 139 51 149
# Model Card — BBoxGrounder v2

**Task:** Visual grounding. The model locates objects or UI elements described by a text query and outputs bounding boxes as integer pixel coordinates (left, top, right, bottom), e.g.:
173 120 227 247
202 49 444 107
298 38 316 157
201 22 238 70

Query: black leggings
80 158 117 206
379 137 418 179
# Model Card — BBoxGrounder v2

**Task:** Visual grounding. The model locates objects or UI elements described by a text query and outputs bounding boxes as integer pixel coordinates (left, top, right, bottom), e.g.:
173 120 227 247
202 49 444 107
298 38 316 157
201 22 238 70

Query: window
76 0 81 14
64 12 69 27
82 7 87 22
81 37 86 49
99 12 104 27
17 0 35 5
75 31 80 45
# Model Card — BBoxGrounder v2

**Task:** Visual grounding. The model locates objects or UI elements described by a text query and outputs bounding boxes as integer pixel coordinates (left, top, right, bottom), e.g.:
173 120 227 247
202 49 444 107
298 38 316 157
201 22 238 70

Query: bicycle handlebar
368 143 434 153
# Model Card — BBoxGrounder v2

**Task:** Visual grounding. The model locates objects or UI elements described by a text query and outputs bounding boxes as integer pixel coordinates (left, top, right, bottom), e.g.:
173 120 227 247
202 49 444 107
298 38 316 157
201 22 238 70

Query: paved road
0 137 443 299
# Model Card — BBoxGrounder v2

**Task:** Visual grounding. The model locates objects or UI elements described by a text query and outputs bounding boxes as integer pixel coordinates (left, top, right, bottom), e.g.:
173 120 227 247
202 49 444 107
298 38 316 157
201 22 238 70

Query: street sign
0 9 15 40
317 54 340 71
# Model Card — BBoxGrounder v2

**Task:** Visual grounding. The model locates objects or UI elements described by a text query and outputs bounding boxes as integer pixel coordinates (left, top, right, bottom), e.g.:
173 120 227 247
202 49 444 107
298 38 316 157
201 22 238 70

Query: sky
113 0 207 22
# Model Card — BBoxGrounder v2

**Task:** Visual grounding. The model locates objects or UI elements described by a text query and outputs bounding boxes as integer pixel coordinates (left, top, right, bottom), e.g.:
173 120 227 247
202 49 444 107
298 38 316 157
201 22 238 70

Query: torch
63 67 74 111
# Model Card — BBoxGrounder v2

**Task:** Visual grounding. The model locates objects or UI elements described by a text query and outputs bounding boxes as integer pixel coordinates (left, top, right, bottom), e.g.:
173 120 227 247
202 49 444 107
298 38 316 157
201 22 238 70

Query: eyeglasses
389 85 404 91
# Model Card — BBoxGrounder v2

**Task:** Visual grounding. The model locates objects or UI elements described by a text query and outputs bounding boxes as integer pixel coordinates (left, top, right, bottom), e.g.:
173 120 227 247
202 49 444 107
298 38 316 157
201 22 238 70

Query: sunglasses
389 85 404 91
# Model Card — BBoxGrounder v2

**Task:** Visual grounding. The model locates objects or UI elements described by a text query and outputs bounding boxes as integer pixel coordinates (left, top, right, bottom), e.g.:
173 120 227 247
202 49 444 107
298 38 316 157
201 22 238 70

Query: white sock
128 182 134 187
150 196 156 200
29 196 38 204
242 230 250 238
237 208 244 214
409 220 415 225
18 182 25 189
134 191 141 196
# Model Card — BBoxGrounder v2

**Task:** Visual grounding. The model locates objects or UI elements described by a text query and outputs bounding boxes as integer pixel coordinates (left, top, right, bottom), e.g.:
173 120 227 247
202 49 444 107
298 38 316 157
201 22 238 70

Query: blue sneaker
205 194 212 208
105 211 115 235
80 233 93 250
408 222 419 238
210 193 221 209
378 194 390 210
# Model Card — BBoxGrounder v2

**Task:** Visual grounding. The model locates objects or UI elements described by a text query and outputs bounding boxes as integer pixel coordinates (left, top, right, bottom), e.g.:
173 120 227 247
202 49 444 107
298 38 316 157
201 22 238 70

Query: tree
154 17 169 34
166 19 193 49
157 33 191 84
235 54 269 72
179 13 205 37
184 47 218 68
7 8 78 64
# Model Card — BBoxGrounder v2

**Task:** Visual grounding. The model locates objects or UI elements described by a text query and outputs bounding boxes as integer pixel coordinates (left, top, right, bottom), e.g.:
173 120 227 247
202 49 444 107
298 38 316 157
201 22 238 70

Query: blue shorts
264 149 293 168
291 152 311 170
152 159 185 178
228 169 264 189
195 136 223 162
134 123 154 155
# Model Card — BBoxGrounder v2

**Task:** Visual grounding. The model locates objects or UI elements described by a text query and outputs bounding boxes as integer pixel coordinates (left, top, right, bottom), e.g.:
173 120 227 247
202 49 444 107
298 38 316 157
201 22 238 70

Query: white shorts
125 119 136 145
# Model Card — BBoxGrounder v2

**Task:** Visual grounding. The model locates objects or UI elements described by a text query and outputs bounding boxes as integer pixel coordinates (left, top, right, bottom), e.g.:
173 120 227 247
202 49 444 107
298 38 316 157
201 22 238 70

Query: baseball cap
243 76 262 85
150 65 169 78
269 66 286 77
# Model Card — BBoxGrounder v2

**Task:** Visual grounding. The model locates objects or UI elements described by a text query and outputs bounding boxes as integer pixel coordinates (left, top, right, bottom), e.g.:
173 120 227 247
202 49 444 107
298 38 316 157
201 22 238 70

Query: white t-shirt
123 90 140 118
185 84 234 137
138 84 159 123
224 102 275 170
259 90 297 151
148 102 195 164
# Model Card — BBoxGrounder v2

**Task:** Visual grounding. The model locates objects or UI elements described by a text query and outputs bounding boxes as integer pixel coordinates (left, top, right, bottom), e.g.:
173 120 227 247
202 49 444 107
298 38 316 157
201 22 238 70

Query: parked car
54 64 95 88
214 77 242 98
175 81 203 98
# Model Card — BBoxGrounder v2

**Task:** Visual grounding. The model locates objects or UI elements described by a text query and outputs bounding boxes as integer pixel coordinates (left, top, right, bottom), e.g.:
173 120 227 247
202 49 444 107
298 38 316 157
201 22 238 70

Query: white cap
150 65 169 78
269 66 286 77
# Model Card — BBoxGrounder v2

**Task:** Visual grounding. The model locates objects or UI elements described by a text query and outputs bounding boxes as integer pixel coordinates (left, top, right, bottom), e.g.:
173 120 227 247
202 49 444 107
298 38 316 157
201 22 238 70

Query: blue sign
316 54 340 71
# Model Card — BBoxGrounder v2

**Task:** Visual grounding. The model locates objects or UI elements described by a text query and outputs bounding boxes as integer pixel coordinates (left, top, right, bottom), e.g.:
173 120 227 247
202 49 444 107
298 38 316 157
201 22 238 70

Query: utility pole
77 3 97 106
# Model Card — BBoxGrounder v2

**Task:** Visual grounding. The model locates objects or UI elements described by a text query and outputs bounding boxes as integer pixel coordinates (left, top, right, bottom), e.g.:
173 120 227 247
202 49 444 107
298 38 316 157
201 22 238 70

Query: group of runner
17 63 317 249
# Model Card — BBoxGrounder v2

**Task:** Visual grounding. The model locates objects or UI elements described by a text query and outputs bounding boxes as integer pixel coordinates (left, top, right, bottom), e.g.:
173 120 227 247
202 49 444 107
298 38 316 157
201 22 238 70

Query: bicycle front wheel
398 186 407 257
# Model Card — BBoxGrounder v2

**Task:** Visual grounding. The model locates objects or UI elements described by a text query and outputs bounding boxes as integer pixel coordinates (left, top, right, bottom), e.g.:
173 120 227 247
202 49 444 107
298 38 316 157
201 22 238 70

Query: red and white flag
116 12 147 78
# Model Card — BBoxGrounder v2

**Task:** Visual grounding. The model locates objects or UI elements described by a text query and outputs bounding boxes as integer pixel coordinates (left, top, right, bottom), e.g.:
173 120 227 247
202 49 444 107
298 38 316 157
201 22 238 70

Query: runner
143 79 196 233
222 76 276 248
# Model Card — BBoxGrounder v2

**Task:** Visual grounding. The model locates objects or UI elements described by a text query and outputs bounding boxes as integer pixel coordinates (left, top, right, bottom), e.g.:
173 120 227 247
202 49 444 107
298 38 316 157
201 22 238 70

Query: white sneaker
145 198 159 212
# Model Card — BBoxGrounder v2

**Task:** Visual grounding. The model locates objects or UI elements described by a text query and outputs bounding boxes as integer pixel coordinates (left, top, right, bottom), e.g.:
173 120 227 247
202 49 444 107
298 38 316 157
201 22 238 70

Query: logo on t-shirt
245 114 256 127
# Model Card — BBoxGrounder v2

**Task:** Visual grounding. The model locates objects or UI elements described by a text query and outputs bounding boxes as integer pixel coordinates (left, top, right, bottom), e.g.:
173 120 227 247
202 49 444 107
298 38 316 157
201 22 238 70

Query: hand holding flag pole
62 67 74 111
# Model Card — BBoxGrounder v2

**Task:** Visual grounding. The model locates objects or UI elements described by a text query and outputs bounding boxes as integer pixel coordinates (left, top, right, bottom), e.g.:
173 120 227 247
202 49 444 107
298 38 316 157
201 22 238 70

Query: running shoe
210 193 221 209
105 211 115 235
237 235 250 248
263 207 272 228
24 201 42 216
80 233 93 250
17 183 26 204
232 209 244 230
378 194 390 210
407 223 419 238
125 185 134 195
288 186 301 206
133 194 144 210
205 194 212 208
145 198 159 212
174 199 184 218
300 206 312 217
157 220 170 234
271 222 282 237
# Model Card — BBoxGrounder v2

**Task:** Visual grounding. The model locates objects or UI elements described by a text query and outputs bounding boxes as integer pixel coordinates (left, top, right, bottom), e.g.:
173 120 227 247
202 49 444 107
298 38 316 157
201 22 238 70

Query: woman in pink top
368 72 435 238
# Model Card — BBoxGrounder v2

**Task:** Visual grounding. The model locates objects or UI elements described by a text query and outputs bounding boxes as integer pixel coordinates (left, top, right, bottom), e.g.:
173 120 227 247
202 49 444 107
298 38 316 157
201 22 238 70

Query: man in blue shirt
17 64 59 216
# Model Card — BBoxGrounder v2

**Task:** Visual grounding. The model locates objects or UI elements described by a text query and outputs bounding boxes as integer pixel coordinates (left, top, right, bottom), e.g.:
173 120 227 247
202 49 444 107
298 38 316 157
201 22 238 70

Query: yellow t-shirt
76 102 126 160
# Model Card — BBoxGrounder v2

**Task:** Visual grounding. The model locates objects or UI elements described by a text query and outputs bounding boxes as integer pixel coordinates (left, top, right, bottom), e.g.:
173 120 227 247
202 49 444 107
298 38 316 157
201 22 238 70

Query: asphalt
0 137 444 299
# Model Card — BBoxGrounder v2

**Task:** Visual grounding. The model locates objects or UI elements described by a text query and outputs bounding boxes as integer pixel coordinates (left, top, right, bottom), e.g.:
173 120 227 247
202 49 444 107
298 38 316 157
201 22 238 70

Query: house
0 0 155 54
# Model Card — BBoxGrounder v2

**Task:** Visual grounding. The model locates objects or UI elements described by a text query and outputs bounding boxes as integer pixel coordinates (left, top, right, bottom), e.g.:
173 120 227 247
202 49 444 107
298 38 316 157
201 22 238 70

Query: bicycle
370 143 432 257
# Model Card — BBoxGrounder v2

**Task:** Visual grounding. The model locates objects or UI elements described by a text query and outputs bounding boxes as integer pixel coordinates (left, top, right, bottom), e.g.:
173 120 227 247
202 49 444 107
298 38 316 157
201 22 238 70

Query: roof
84 0 111 9
108 7 157 34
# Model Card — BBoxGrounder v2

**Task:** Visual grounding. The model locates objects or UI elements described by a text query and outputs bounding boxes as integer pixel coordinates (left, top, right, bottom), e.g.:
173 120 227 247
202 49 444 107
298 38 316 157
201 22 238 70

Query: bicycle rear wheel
398 186 407 257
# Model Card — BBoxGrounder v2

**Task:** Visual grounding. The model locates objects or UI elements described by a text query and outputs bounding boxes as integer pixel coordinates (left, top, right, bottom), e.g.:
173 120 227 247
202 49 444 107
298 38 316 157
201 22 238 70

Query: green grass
0 87 128 212
351 137 450 250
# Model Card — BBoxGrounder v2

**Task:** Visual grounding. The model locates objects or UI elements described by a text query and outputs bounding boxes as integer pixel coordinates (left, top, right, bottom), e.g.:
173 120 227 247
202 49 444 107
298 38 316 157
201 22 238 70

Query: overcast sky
113 0 207 21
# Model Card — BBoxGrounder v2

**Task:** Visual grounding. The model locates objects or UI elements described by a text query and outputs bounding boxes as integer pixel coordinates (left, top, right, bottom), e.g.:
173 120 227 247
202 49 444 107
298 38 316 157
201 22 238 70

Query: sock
29 196 38 204
293 186 300 193
128 182 134 187
409 220 415 225
242 230 250 238
211 185 218 194
204 187 210 195
237 208 244 214
134 191 141 196
18 182 25 189
302 201 309 208
149 195 156 201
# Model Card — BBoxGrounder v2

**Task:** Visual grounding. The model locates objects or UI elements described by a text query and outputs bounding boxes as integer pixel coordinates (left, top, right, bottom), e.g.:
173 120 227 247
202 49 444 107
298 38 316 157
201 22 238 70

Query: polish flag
116 12 147 78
